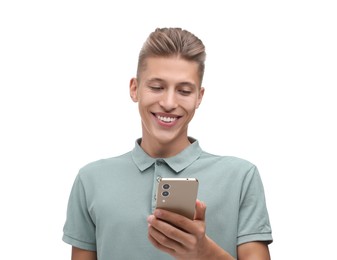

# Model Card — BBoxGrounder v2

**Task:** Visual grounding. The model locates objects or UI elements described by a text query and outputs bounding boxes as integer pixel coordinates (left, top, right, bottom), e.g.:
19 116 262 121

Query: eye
178 89 192 96
149 86 163 91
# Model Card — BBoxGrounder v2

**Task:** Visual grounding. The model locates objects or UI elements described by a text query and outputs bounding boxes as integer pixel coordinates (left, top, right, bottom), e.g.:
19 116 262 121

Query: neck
140 136 191 158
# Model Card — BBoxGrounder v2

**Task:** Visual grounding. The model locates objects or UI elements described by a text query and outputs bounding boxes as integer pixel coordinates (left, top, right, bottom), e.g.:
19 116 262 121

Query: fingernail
147 215 154 223
154 209 162 217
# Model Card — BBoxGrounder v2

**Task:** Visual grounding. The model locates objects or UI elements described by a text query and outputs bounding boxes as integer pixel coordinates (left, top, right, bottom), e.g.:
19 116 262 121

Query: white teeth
157 116 177 123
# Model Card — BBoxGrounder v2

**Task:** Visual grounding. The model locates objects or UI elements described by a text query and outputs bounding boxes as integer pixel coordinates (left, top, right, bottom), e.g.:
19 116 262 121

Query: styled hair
137 27 206 85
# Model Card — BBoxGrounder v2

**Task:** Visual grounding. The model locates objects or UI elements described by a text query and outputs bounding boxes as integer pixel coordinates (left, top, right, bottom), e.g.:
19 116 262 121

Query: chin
154 134 177 144
153 130 185 145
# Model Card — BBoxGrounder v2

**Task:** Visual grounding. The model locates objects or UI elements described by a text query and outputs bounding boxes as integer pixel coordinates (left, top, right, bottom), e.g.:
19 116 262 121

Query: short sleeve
62 174 97 251
237 166 273 245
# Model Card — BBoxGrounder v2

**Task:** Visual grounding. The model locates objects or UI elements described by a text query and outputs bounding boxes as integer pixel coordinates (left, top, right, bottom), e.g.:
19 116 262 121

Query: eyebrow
176 81 197 89
145 78 165 85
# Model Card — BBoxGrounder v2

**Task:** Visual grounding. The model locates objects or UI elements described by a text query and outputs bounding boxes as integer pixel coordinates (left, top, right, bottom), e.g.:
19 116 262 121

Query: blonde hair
137 28 206 85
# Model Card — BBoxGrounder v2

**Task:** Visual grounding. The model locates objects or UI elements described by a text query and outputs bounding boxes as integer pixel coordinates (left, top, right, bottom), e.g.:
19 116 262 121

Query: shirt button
156 176 162 182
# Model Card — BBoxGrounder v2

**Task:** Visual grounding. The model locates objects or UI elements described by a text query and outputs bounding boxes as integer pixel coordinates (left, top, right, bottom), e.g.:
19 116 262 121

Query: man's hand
147 200 234 260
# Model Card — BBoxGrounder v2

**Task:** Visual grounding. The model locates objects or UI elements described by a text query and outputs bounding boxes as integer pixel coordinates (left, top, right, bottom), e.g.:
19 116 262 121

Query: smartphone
156 177 199 220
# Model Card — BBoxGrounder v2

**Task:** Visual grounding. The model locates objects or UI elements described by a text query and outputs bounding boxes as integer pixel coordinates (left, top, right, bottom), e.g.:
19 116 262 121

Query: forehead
139 57 200 86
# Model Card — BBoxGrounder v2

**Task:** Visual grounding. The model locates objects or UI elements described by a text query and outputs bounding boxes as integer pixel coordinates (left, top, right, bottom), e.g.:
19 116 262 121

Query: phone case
156 178 199 220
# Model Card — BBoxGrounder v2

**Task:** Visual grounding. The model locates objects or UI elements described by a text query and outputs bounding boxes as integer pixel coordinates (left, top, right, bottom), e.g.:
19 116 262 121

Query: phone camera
163 184 170 190
162 191 170 197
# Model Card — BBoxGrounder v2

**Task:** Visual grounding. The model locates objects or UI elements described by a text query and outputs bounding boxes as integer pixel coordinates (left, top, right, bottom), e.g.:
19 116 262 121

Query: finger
194 199 207 221
153 209 192 231
148 230 175 256
153 209 203 236
148 223 184 254
148 214 190 245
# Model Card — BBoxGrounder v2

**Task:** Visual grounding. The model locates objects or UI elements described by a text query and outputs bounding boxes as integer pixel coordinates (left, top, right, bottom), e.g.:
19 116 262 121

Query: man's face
130 56 204 148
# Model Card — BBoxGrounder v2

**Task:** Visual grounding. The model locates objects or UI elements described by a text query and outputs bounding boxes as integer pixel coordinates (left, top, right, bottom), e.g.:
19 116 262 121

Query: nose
159 89 178 112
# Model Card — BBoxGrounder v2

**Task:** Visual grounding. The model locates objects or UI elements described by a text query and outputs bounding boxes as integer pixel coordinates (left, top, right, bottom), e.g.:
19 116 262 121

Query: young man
63 28 272 259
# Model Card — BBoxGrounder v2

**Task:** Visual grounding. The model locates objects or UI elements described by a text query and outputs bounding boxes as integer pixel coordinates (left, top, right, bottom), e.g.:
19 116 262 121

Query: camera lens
163 184 170 190
162 191 169 197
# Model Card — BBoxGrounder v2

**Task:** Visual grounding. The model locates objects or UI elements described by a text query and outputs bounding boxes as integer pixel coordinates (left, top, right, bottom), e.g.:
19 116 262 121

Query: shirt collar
131 137 203 174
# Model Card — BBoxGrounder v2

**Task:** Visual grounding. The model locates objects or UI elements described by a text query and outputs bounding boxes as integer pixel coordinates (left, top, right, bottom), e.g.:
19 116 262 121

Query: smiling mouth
152 113 181 123
157 115 178 123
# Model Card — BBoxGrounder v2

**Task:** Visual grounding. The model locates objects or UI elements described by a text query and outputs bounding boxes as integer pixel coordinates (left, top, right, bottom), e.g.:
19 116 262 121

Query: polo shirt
63 138 272 259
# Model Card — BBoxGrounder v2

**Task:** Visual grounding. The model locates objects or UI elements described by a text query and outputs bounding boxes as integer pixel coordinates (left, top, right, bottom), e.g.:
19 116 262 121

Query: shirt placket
151 159 165 212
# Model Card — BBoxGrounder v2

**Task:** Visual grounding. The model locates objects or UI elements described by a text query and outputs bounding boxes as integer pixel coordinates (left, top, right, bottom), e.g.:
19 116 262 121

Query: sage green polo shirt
63 138 272 259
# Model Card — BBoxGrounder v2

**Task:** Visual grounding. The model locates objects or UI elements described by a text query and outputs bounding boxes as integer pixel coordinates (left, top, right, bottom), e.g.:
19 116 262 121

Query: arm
147 200 234 260
71 247 97 260
237 242 270 260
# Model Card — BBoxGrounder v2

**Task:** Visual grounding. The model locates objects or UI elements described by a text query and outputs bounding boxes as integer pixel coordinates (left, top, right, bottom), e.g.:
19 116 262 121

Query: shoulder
200 151 256 171
195 151 261 185
78 151 133 178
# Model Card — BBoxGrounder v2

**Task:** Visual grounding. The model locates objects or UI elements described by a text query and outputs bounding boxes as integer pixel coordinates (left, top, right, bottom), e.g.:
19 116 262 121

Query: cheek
180 98 200 111
137 95 150 106
138 96 155 115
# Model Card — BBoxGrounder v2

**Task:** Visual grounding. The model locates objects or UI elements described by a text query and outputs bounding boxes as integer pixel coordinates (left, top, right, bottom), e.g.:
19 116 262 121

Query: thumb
194 199 207 221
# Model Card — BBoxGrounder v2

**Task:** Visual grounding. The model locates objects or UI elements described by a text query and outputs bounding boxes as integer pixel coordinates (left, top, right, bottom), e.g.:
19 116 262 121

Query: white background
1 0 336 259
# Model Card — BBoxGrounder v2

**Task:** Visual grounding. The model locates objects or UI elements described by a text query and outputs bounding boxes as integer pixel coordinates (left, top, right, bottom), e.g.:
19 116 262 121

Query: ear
130 78 138 102
196 87 205 109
